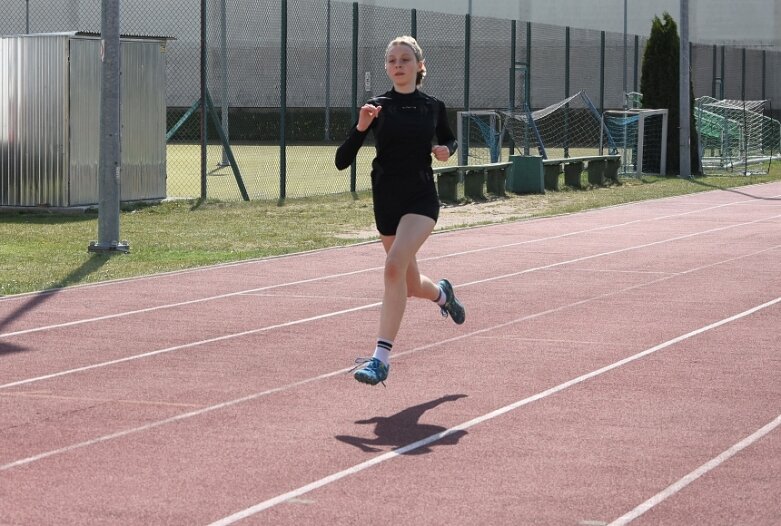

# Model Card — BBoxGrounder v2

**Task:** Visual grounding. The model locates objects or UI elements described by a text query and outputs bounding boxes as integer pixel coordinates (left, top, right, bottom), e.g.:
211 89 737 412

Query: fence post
464 13 471 111
461 13 471 165
200 0 207 200
509 20 516 155
634 35 639 92
741 47 746 101
526 22 532 110
712 45 717 98
350 2 358 193
279 0 287 201
565 26 570 99
411 9 417 38
599 31 605 113
762 50 766 100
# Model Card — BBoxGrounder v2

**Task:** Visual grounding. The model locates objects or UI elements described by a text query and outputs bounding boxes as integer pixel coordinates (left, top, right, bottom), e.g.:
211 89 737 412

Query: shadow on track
0 256 109 346
335 394 468 455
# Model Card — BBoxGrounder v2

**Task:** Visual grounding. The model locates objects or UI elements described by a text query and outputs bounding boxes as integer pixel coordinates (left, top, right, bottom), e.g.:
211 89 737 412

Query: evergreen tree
640 12 700 175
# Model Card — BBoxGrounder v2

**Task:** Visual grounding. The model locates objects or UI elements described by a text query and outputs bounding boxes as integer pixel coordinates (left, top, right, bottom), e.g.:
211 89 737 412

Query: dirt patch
337 196 539 239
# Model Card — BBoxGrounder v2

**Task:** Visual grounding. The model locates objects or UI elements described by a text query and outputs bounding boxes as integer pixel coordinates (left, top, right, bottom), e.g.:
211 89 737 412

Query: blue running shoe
438 279 466 325
352 357 389 386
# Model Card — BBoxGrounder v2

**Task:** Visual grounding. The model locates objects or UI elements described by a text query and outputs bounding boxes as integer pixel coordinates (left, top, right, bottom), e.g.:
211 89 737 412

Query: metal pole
350 2 358 192
280 0 287 200
200 0 207 198
623 0 627 109
25 0 30 33
324 0 331 141
219 0 230 166
621 0 628 174
89 0 127 253
679 0 691 178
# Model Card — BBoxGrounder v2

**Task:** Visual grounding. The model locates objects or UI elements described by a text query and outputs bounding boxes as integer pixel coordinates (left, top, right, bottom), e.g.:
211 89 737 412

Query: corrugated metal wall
0 35 69 207
68 37 167 206
0 34 167 207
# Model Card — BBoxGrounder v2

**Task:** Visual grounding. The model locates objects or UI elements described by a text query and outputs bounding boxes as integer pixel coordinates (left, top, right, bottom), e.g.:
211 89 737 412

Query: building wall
344 0 781 49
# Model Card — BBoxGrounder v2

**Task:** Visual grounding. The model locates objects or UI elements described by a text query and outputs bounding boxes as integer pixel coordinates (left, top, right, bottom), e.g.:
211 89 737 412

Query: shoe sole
354 372 384 385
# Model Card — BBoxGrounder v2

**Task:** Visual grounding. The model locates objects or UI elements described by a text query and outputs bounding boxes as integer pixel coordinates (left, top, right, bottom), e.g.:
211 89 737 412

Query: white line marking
2 293 777 490
0 303 379 390
205 297 781 525
0 269 380 339
2 198 775 338
2 231 778 392
607 413 781 526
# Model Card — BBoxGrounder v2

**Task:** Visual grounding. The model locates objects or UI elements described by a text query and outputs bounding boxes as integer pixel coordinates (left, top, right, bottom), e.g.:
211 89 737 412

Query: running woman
335 35 466 386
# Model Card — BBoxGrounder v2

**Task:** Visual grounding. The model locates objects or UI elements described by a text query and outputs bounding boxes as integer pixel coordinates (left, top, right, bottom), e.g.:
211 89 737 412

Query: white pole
679 0 691 178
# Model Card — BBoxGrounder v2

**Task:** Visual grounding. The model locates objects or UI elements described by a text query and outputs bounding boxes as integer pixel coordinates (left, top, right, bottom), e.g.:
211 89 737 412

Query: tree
640 12 701 175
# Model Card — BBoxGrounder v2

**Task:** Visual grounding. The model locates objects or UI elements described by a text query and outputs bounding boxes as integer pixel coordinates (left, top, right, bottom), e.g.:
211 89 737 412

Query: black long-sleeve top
334 89 457 178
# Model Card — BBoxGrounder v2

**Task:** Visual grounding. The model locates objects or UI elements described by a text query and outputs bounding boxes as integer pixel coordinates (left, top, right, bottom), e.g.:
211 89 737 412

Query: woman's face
385 44 422 89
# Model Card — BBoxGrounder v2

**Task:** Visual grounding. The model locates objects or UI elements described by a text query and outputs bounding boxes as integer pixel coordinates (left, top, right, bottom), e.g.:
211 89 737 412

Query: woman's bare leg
377 214 436 341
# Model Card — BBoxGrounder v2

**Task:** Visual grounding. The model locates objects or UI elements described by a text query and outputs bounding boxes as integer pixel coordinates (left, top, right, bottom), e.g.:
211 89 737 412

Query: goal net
695 97 781 175
499 91 617 161
602 109 669 176
457 111 504 165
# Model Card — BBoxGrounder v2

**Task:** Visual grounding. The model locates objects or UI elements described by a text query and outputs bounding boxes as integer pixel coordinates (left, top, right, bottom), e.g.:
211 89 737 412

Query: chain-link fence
2 0 779 201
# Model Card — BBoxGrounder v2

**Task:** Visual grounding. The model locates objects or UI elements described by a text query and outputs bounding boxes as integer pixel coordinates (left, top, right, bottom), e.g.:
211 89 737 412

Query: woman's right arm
334 104 382 170
334 126 369 170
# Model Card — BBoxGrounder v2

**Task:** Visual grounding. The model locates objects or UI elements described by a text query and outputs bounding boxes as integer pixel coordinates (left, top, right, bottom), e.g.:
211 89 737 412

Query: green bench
542 155 622 190
433 162 511 203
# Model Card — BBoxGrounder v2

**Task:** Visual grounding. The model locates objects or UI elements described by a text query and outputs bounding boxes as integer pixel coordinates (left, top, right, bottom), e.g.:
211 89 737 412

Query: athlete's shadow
335 394 468 455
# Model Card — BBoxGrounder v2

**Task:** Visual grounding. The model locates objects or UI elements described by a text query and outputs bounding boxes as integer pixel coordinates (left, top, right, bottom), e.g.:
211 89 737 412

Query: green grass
1 167 779 296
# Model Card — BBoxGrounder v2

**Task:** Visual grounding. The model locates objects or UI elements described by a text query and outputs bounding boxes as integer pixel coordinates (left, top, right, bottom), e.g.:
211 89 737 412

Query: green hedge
166 107 459 144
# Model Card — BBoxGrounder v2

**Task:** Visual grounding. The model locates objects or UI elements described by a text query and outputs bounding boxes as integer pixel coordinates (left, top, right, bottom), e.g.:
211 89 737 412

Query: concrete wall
342 0 781 49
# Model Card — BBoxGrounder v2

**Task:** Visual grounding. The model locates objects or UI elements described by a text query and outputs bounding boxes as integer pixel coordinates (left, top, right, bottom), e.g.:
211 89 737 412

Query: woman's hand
356 104 382 132
431 145 451 162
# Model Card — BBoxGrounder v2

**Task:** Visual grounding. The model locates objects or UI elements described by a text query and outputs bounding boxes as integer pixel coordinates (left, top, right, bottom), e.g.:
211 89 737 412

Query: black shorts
371 173 440 236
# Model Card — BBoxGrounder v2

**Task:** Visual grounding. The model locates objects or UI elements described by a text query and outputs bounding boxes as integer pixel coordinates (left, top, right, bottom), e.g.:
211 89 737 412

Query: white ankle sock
435 285 447 306
372 338 393 365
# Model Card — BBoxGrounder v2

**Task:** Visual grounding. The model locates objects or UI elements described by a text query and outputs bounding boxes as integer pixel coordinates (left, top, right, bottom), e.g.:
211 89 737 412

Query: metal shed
0 32 168 208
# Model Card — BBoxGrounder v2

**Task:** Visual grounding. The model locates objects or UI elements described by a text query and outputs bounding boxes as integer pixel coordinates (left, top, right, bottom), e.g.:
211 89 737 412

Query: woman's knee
383 254 406 284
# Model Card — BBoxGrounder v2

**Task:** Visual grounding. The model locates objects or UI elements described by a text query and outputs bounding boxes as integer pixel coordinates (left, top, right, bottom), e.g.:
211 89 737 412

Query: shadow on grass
689 177 781 200
335 394 468 455
0 256 110 346
0 210 96 226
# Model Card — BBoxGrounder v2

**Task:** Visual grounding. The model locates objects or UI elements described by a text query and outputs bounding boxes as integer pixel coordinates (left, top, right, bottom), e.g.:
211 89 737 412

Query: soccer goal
499 91 616 161
602 108 669 177
695 96 781 175
457 110 504 165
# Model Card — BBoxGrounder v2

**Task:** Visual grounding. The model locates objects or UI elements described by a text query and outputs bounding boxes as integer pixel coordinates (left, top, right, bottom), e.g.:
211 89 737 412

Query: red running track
1 183 780 525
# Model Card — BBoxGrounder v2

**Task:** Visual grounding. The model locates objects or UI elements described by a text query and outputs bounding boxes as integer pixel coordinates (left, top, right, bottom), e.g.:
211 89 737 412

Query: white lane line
1 198 772 338
1 285 777 481
0 223 781 396
0 303 379 390
206 297 781 525
608 413 781 526
458 214 781 289
2 236 778 392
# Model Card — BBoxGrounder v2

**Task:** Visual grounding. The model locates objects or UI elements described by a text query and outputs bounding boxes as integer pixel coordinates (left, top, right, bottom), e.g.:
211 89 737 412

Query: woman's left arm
432 100 457 160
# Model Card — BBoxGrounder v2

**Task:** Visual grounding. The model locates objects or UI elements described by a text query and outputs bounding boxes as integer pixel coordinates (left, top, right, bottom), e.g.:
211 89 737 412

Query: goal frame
457 110 503 165
601 108 668 177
